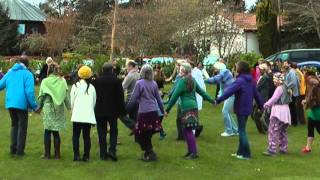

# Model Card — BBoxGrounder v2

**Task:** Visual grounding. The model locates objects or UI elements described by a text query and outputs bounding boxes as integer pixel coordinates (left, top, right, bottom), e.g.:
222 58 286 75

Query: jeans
96 117 118 158
222 96 238 134
72 122 91 158
9 108 28 155
237 115 251 158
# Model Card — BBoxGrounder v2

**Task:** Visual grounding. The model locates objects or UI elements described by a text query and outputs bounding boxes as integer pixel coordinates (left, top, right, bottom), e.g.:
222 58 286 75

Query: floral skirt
181 109 200 129
134 111 162 135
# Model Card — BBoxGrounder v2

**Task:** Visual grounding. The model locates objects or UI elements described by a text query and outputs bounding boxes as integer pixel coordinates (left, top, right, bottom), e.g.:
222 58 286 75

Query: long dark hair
74 77 91 94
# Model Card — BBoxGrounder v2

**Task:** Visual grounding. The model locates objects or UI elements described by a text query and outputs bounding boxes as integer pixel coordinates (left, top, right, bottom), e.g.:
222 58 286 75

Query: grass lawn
0 85 319 180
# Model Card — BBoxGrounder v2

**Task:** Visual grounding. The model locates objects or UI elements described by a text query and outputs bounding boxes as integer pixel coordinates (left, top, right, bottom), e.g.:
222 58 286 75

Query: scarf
39 75 68 106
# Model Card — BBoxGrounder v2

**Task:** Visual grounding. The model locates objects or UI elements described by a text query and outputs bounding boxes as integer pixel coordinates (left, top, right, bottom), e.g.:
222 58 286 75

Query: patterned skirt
134 111 162 135
181 109 200 129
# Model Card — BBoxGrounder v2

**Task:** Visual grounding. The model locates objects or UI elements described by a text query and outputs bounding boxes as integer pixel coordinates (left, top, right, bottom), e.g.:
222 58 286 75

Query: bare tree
44 11 76 56
284 0 320 40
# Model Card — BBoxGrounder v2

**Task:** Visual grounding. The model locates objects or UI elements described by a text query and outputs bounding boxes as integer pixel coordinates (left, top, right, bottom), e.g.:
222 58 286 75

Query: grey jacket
285 69 300 97
122 70 140 101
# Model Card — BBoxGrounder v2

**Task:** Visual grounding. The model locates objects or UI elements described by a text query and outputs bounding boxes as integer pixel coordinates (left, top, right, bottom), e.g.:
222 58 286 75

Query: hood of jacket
11 63 27 71
238 73 253 82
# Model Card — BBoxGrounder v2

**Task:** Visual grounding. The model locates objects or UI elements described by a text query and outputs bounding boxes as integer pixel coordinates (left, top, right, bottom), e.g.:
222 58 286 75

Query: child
262 73 291 156
166 63 214 160
39 63 70 159
70 66 96 162
127 64 164 162
215 61 264 160
301 73 320 153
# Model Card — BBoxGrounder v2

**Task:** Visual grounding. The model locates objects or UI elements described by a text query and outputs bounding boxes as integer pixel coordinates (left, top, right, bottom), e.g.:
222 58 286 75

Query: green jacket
166 77 214 113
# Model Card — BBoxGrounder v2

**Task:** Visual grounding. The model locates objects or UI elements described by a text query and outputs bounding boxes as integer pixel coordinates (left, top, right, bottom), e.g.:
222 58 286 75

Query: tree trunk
110 0 118 62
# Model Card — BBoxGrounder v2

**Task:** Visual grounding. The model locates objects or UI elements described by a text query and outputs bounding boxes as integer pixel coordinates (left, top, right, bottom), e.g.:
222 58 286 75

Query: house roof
233 13 257 31
0 0 46 22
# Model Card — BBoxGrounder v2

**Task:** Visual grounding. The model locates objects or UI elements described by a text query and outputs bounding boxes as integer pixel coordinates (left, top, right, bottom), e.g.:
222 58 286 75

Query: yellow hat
78 66 93 79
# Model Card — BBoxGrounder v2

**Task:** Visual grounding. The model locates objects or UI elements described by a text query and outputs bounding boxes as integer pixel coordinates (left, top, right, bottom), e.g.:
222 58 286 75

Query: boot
42 140 51 159
54 139 61 159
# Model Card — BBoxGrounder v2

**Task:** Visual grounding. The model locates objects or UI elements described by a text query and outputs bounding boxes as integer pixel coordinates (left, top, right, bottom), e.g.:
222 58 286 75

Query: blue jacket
0 63 38 111
205 69 234 97
216 74 264 116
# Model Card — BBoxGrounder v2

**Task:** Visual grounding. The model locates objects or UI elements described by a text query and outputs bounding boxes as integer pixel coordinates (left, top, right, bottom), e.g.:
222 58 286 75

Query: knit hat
273 72 285 84
213 62 226 71
78 65 93 79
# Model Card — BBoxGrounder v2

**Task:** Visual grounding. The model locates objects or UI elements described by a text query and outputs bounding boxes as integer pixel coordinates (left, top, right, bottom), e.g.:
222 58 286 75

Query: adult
154 63 166 92
252 61 275 134
120 61 140 129
294 64 306 125
205 62 238 137
38 57 54 82
127 64 164 162
92 63 126 161
251 62 261 83
0 57 39 156
190 60 206 137
215 61 264 160
272 58 282 73
166 63 215 159
38 63 70 159
283 61 301 126
197 62 210 80
167 60 185 140
112 60 121 77
70 66 96 162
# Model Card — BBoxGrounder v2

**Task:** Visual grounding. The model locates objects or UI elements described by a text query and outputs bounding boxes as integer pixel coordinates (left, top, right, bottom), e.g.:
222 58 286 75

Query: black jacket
92 72 126 119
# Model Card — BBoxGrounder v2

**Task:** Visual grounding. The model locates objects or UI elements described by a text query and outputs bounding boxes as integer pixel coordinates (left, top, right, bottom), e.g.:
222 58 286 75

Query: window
308 51 320 61
290 51 309 63
275 53 289 61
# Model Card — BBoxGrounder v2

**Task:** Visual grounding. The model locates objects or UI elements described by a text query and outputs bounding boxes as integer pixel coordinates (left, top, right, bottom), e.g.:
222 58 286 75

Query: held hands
34 107 42 114
164 111 169 117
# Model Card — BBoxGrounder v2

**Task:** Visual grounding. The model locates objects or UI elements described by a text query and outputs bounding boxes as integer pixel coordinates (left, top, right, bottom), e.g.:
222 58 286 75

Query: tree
284 0 320 40
44 11 76 56
256 0 279 57
0 3 19 55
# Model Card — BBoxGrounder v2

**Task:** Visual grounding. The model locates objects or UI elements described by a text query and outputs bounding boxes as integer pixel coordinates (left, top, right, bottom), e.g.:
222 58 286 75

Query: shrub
227 52 263 69
20 34 47 56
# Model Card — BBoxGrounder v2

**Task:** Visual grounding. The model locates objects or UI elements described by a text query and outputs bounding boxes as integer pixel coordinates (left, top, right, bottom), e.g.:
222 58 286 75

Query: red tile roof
233 13 257 31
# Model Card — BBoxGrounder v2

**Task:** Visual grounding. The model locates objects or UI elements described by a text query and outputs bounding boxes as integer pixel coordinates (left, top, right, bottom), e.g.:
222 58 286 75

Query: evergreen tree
256 0 279 57
0 3 19 55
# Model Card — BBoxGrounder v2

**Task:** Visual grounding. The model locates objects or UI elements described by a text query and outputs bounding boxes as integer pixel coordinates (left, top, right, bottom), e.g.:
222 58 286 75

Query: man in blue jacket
0 57 39 156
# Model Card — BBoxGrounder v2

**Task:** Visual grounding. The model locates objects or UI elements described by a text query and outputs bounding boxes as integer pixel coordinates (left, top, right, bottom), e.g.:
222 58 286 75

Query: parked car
266 49 320 65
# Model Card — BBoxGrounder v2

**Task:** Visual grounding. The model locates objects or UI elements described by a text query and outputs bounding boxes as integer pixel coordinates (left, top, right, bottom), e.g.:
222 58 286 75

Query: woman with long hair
166 63 214 160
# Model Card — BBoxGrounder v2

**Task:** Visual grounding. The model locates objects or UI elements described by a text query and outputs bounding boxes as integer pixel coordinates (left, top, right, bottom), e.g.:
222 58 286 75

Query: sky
26 0 258 9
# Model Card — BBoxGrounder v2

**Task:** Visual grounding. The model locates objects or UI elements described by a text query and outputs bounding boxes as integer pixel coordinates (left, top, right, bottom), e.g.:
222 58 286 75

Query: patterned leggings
267 117 289 153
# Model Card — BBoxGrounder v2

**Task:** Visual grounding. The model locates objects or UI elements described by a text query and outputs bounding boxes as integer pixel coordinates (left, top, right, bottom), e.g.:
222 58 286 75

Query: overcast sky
27 0 258 10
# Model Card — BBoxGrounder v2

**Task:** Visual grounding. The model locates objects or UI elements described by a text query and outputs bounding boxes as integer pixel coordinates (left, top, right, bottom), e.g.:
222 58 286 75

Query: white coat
70 80 97 124
192 67 206 111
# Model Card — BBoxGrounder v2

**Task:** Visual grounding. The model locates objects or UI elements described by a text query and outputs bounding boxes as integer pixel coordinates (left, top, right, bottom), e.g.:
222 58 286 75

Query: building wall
15 21 46 35
209 31 260 57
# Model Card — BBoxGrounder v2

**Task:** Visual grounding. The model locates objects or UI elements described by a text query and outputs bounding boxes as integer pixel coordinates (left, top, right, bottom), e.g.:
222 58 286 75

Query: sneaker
263 151 276 156
236 155 250 160
183 152 191 158
302 147 311 154
221 132 234 137
231 153 238 157
185 153 199 160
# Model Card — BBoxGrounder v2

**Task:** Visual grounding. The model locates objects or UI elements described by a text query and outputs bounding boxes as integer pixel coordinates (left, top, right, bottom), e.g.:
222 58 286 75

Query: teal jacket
0 63 38 111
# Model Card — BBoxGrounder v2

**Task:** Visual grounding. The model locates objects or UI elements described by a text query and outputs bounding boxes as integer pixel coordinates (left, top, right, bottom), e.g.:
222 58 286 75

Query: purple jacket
216 74 264 116
127 79 164 114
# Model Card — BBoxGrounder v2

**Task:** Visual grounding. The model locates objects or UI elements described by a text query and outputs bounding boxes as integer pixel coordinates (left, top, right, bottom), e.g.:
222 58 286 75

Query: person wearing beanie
92 63 126 161
38 63 70 159
166 63 215 160
263 73 292 156
70 65 96 162
215 61 264 160
205 62 238 137
0 57 40 156
126 64 164 162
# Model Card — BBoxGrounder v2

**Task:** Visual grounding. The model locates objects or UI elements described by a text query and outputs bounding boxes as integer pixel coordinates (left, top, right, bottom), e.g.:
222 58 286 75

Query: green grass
0 85 319 180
